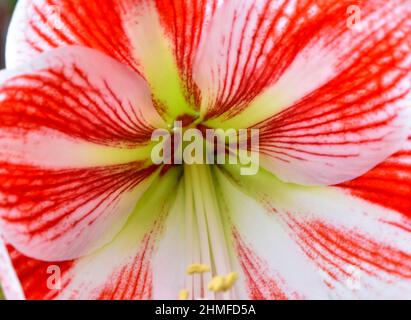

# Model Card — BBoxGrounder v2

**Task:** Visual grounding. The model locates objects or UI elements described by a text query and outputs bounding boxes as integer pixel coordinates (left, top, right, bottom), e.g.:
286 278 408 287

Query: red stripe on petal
0 48 162 261
284 215 411 289
1 47 161 148
196 0 411 133
232 228 299 300
0 170 182 300
8 0 220 117
6 244 74 300
0 160 157 261
341 137 411 218
7 0 141 73
195 0 355 119
2 222 161 300
241 0 411 186
154 0 218 107
95 223 163 300
255 38 411 185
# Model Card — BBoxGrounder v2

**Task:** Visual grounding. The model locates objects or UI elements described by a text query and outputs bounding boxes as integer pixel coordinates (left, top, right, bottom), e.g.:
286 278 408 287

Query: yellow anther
207 272 239 292
178 289 189 300
186 263 211 275
208 276 226 292
225 272 239 288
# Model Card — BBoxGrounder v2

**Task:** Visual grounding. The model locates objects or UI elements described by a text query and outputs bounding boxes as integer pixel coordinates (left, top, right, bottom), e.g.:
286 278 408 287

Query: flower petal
151 176 186 300
0 46 162 261
0 46 164 149
195 0 411 185
342 136 411 218
215 164 411 299
256 95 410 186
0 168 182 300
7 0 219 120
7 0 140 71
195 0 411 124
214 166 328 299
0 239 24 300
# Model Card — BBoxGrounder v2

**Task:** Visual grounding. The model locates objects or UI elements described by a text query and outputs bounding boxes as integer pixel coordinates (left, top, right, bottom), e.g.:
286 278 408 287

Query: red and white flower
0 0 411 300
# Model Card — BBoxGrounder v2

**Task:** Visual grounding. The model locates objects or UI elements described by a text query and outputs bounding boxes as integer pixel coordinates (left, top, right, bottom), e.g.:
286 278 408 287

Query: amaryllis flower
0 0 410 300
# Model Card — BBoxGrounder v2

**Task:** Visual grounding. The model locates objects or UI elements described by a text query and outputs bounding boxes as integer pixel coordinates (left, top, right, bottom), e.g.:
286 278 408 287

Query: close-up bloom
0 0 410 300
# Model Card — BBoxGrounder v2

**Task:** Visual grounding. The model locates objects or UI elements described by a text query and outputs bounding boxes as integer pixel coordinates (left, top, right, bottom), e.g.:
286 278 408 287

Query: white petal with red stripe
0 238 24 300
214 166 329 299
151 176 187 300
195 0 411 185
215 164 411 299
7 0 220 121
342 136 411 219
7 0 142 72
0 168 181 300
0 46 162 261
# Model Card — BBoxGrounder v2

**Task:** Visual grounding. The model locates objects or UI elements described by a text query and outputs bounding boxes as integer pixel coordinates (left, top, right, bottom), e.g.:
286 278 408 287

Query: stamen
225 272 239 289
208 272 239 292
179 289 189 300
208 276 226 292
183 165 235 299
187 263 211 275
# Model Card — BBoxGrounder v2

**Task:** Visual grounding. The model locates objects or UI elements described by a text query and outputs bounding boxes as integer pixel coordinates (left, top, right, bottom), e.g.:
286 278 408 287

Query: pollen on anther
208 276 226 292
208 272 239 292
186 263 211 275
225 272 239 288
178 289 189 300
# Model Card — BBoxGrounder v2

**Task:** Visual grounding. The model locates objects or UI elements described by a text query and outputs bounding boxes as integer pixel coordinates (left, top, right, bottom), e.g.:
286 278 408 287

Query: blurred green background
0 0 17 68
0 0 17 299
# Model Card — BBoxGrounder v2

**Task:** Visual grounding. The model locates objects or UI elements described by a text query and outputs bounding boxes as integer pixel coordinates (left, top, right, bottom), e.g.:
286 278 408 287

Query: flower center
151 119 260 175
